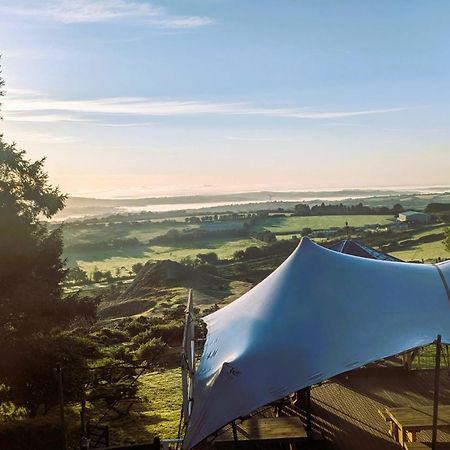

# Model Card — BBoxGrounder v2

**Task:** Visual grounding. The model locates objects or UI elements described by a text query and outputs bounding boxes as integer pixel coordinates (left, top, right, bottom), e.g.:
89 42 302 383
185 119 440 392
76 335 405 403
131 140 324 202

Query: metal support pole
432 334 442 450
231 420 239 450
56 363 67 450
306 386 312 438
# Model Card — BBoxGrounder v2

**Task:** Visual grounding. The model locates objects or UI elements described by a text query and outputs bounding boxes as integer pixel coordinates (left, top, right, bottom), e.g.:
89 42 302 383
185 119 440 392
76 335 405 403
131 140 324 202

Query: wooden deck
212 417 308 445
310 364 450 450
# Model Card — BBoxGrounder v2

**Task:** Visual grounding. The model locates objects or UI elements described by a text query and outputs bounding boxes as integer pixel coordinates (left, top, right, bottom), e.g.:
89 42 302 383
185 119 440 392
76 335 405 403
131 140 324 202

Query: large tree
0 65 100 419
0 138 67 335
0 58 72 335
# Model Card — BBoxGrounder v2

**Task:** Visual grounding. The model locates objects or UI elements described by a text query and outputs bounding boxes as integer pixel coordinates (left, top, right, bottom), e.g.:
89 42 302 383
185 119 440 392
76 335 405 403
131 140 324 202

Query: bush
0 334 98 418
148 321 184 346
132 320 184 347
196 263 219 275
137 338 167 363
92 328 128 345
122 320 147 337
110 345 133 363
0 408 80 450
196 252 219 265
132 329 154 348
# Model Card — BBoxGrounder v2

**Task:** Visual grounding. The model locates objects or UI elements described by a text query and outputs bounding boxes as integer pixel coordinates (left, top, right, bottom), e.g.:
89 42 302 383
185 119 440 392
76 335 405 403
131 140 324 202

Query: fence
411 344 450 370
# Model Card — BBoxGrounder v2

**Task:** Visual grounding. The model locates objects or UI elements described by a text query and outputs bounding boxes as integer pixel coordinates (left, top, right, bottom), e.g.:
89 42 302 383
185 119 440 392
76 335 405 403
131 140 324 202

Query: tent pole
306 386 312 438
231 420 238 450
432 334 442 450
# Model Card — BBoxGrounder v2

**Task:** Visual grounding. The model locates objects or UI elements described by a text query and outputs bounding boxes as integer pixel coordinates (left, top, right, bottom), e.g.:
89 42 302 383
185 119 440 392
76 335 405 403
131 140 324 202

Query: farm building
398 210 430 224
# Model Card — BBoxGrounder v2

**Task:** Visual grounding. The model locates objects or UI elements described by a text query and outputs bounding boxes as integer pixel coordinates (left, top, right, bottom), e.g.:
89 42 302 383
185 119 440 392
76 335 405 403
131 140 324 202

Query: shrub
92 327 128 345
122 320 147 337
110 345 133 364
0 408 80 450
148 321 184 346
196 263 218 275
132 320 184 347
137 338 167 363
132 329 154 348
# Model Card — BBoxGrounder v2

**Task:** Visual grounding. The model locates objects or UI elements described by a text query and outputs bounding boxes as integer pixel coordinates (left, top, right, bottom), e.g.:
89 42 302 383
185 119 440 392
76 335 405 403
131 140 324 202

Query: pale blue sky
0 0 449 196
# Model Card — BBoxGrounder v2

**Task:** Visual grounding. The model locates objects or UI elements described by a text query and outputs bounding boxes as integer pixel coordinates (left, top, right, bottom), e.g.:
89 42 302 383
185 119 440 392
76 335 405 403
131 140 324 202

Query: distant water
54 185 450 221
115 195 374 214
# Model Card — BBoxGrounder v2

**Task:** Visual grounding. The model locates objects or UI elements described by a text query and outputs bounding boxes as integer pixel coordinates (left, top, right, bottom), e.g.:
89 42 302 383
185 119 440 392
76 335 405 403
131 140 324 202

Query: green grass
390 239 449 262
412 344 450 370
66 237 266 274
127 223 199 241
96 369 182 445
256 215 393 235
137 369 182 439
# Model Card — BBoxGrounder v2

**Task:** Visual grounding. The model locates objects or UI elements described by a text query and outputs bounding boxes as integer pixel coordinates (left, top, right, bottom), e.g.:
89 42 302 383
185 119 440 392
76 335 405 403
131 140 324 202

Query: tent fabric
183 237 450 449
329 239 401 261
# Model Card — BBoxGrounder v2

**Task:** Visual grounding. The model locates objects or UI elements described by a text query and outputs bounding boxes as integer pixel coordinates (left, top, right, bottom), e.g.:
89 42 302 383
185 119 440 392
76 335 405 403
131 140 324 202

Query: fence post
80 392 89 450
432 334 442 450
56 363 67 450
231 420 239 450
306 386 312 438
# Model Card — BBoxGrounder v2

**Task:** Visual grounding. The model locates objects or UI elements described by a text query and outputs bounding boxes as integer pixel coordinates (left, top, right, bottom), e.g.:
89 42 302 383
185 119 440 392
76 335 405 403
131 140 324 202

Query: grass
137 369 182 439
94 369 182 445
390 239 449 262
256 215 393 235
412 344 450 370
66 238 266 274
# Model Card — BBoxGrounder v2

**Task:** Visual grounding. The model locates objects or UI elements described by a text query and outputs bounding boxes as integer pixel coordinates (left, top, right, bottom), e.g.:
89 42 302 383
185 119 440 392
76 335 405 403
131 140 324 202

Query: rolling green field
66 237 266 274
391 240 449 262
256 215 393 235
390 224 449 262
63 213 448 275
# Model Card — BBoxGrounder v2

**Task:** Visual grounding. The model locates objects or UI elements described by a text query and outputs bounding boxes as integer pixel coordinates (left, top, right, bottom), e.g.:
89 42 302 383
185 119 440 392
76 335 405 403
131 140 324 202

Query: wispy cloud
226 136 294 142
2 88 408 124
1 0 214 29
11 132 81 144
5 112 88 123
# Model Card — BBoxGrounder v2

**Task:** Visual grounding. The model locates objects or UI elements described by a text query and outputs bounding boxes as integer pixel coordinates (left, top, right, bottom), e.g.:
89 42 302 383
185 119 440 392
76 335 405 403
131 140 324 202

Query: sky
0 0 449 198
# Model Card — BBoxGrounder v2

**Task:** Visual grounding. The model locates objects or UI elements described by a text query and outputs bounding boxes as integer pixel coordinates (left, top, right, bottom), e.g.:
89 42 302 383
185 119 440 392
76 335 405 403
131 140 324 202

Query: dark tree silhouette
0 137 67 335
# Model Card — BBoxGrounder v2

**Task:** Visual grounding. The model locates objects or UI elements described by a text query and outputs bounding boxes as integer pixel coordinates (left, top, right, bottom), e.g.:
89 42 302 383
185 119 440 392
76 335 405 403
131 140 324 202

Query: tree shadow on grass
65 246 151 264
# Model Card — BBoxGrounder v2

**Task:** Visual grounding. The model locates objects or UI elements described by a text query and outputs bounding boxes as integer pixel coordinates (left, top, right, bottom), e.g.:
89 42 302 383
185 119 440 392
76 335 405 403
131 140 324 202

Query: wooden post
80 391 89 450
231 420 239 450
432 334 442 450
56 363 67 450
306 386 312 438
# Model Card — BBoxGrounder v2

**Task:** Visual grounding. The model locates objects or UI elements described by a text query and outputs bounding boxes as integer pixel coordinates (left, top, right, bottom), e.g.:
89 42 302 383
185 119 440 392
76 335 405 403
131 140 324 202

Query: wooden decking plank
213 416 307 443
310 367 450 450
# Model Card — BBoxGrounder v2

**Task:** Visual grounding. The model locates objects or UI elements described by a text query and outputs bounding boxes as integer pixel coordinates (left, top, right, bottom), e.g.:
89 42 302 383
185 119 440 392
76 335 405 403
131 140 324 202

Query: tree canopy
0 138 67 335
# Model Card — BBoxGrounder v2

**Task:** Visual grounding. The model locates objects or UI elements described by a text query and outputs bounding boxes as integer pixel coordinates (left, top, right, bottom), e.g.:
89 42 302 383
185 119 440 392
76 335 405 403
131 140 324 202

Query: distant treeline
425 203 450 213
65 237 143 252
294 202 404 216
233 238 300 261
149 227 248 245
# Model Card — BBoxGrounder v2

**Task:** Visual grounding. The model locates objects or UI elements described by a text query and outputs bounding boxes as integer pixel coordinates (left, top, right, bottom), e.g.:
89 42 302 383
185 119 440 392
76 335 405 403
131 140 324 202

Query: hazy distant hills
66 189 402 207
55 188 450 221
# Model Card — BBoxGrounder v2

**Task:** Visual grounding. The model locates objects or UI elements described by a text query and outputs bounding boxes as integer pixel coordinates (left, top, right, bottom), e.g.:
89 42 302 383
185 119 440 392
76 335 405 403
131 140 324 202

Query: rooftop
329 239 401 262
400 211 429 217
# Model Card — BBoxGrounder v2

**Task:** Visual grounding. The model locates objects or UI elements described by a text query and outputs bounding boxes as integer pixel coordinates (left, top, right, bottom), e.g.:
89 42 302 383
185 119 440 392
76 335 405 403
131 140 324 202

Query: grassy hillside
104 369 182 444
391 239 449 262
255 215 393 235
66 237 265 274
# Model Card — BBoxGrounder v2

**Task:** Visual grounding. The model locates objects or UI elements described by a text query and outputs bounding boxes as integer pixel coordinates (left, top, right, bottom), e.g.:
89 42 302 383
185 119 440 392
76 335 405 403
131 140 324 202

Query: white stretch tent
183 237 450 449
